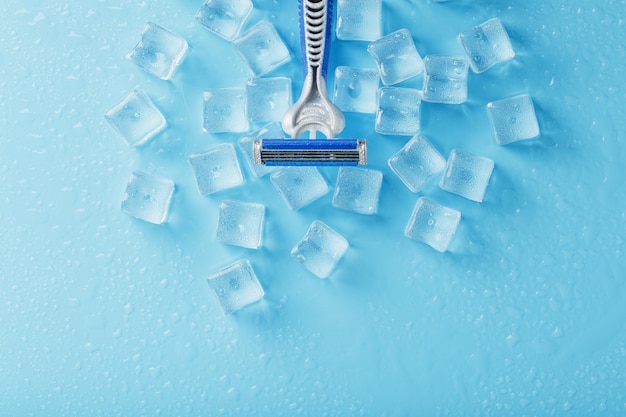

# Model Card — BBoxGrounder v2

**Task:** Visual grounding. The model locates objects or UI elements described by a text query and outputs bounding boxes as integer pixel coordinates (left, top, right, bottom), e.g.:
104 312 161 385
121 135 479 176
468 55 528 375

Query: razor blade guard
254 139 367 166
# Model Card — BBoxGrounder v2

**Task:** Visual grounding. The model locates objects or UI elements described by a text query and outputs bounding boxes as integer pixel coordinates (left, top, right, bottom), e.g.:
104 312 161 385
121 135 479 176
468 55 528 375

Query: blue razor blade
254 139 367 166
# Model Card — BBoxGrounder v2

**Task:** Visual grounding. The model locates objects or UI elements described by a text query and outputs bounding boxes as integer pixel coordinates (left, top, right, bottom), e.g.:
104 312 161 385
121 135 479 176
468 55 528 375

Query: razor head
253 139 367 166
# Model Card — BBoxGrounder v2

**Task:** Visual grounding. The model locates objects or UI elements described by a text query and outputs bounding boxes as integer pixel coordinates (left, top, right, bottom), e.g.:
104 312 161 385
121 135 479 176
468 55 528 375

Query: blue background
1 0 625 415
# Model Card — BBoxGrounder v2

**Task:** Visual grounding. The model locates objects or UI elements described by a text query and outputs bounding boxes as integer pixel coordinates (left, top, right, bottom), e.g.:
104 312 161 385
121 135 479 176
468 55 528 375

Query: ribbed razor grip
299 0 333 78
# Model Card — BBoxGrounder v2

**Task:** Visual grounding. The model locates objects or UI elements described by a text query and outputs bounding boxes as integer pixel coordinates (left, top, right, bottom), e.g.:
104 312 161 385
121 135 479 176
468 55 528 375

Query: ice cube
291 221 349 279
216 200 265 249
336 0 382 42
422 55 469 104
458 17 515 74
105 89 167 147
207 259 264 314
439 148 494 202
367 29 424 85
333 66 380 114
238 123 283 178
234 20 291 77
126 22 188 80
375 87 422 136
121 171 175 224
487 94 540 145
203 88 248 133
270 167 328 211
388 134 446 193
332 167 383 215
195 0 253 41
246 77 292 124
405 197 461 252
189 143 243 196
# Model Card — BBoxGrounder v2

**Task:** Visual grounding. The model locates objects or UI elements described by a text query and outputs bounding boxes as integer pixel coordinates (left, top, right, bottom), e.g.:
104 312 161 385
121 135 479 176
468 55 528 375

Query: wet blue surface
1 0 625 415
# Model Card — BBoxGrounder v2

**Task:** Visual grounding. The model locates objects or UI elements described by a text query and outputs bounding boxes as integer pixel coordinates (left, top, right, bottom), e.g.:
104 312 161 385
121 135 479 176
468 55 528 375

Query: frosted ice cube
238 123 283 178
332 167 383 215
195 0 253 41
189 143 243 196
336 0 382 42
422 55 469 104
439 149 494 202
375 87 422 136
121 171 175 224
246 77 292 124
207 259 264 314
388 134 446 193
270 167 328 211
405 197 461 252
458 17 515 74
203 88 248 133
333 66 380 113
216 200 265 249
234 20 291 77
487 94 540 145
105 89 166 147
367 29 424 85
126 22 188 80
291 221 349 279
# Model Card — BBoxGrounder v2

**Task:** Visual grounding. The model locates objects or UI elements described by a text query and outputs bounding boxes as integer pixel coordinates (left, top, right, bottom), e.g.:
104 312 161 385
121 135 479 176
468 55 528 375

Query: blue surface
1 0 626 415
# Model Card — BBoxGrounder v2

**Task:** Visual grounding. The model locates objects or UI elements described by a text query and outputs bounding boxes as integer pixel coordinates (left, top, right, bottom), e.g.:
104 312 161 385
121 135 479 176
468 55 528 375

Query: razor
253 0 367 166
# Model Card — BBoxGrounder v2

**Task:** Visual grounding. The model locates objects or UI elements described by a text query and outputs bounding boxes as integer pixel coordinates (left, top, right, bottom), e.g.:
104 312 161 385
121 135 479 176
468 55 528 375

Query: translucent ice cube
333 66 380 113
487 94 540 145
332 167 383 215
121 171 175 224
367 29 424 85
234 20 291 77
439 149 494 202
388 134 446 193
189 143 243 196
336 0 382 42
270 167 328 211
203 88 248 133
458 17 515 74
291 221 349 279
195 0 253 41
126 22 188 80
422 55 469 104
105 89 166 147
246 77 292 124
207 259 264 314
238 123 283 178
375 87 422 136
405 197 461 252
216 200 265 249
